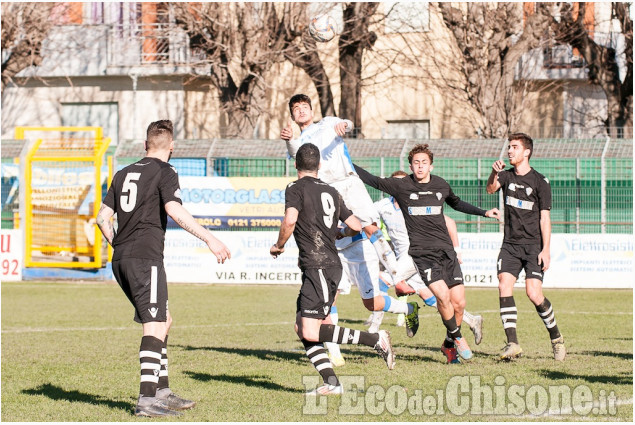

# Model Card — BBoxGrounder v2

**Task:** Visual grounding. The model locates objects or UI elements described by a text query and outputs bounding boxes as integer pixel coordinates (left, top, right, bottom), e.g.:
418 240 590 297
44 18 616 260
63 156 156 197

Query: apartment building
1 2 628 142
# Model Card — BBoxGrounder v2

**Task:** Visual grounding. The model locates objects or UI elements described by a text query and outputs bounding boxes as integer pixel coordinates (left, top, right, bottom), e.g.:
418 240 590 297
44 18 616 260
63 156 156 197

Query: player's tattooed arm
96 204 115 245
165 201 231 263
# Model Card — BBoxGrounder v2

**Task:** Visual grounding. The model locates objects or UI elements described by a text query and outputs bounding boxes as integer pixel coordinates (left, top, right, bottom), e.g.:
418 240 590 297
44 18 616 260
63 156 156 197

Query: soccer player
353 144 500 363
486 133 565 361
270 143 395 395
281 93 419 343
97 120 231 417
369 170 484 345
280 94 401 286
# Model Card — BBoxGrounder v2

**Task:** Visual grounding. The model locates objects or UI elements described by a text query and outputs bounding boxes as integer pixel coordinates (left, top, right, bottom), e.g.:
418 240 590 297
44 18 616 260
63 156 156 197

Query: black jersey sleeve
446 185 487 216
284 181 303 212
353 163 399 195
536 174 552 211
103 172 118 210
159 166 182 205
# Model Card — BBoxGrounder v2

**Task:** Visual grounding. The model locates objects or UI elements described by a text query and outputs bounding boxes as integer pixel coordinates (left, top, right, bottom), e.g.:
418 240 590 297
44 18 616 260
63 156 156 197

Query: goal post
17 126 111 268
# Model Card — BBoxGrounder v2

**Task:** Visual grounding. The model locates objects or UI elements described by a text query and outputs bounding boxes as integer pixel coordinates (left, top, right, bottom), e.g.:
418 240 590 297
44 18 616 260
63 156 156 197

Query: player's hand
485 208 501 221
334 121 348 137
456 251 463 264
270 244 285 258
281 118 293 141
207 236 231 264
492 160 506 173
538 250 550 271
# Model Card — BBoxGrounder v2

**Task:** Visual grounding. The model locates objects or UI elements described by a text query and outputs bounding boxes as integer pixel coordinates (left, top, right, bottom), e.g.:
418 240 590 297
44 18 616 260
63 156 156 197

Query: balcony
515 32 627 82
108 23 208 72
18 23 209 79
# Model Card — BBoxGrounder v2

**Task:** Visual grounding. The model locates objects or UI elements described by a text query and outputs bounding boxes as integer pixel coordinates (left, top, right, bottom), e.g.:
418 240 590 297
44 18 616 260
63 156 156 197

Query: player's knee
452 297 466 312
299 328 319 342
526 286 544 305
362 297 379 311
498 281 513 296
435 292 451 308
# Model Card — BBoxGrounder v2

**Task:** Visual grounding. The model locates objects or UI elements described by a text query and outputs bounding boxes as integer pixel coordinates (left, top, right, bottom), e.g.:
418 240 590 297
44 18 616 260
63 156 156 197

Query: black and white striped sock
318 324 379 347
301 340 339 387
139 335 163 398
157 335 169 391
500 296 519 344
536 298 561 340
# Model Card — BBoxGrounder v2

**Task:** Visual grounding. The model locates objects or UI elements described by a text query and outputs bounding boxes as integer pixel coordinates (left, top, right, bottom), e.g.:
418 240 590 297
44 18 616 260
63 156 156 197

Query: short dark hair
508 132 534 159
289 94 312 116
295 143 320 172
146 120 173 151
407 144 434 164
391 170 408 178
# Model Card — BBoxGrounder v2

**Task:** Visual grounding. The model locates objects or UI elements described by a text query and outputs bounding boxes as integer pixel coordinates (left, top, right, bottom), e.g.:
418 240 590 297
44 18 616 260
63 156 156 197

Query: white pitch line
1 321 295 334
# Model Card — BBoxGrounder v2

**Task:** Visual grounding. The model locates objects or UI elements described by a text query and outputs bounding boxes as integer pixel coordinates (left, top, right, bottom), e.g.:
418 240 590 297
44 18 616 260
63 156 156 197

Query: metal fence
2 137 632 234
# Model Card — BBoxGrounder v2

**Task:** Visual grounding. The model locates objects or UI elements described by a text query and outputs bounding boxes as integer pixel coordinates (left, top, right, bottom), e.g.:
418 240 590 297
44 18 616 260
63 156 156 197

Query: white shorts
337 270 352 295
330 175 380 228
396 254 426 292
338 239 380 300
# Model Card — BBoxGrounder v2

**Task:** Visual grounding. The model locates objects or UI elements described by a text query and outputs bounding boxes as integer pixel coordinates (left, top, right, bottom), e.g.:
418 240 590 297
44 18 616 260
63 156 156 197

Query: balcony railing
543 45 586 69
108 22 205 67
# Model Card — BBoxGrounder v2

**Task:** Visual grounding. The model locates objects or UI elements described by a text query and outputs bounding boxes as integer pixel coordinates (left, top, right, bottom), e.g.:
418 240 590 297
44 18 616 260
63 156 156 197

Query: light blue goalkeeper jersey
286 116 355 184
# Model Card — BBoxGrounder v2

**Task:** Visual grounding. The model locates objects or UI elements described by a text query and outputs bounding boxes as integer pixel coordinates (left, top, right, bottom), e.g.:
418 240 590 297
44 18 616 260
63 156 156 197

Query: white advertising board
164 230 633 288
1 229 23 281
459 233 633 288
164 230 301 284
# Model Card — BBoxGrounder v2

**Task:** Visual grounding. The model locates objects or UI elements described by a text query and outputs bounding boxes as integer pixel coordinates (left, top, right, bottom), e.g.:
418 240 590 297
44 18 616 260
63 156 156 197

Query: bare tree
174 2 383 138
550 2 633 137
339 3 379 137
435 3 555 138
1 3 56 92
173 3 292 138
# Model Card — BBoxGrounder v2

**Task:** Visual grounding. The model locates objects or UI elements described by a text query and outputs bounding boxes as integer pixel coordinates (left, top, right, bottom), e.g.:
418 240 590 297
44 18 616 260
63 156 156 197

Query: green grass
1 282 632 421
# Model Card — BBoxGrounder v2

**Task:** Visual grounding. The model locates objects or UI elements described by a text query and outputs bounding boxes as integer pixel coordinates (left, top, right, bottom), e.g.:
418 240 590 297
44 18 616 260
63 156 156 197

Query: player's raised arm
334 119 353 136
486 160 505 194
281 118 302 158
165 201 231 264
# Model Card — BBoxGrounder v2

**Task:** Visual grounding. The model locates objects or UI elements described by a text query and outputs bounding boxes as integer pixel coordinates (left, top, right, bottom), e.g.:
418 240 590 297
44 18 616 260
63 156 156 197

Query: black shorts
412 248 463 288
296 267 342 319
497 243 544 281
112 258 169 323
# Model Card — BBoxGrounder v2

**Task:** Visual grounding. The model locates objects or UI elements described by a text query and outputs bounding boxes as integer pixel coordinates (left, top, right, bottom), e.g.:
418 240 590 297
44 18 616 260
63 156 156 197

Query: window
384 2 430 33
382 120 430 139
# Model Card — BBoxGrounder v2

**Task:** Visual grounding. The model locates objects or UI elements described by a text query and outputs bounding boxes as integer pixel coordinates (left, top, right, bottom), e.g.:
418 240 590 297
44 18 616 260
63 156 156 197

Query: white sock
463 311 475 328
382 295 409 314
325 341 341 357
370 232 398 283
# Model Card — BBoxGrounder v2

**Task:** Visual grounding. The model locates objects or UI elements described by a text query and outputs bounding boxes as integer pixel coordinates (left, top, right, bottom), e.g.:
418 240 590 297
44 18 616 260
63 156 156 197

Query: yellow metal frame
17 127 111 268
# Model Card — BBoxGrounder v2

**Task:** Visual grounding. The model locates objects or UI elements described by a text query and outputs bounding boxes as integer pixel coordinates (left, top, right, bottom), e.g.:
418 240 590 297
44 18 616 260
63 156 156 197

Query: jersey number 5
120 172 141 212
321 192 336 228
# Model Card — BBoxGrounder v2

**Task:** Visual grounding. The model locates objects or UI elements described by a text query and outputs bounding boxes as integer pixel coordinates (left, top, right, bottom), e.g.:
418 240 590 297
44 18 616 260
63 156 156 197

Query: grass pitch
1 282 632 422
